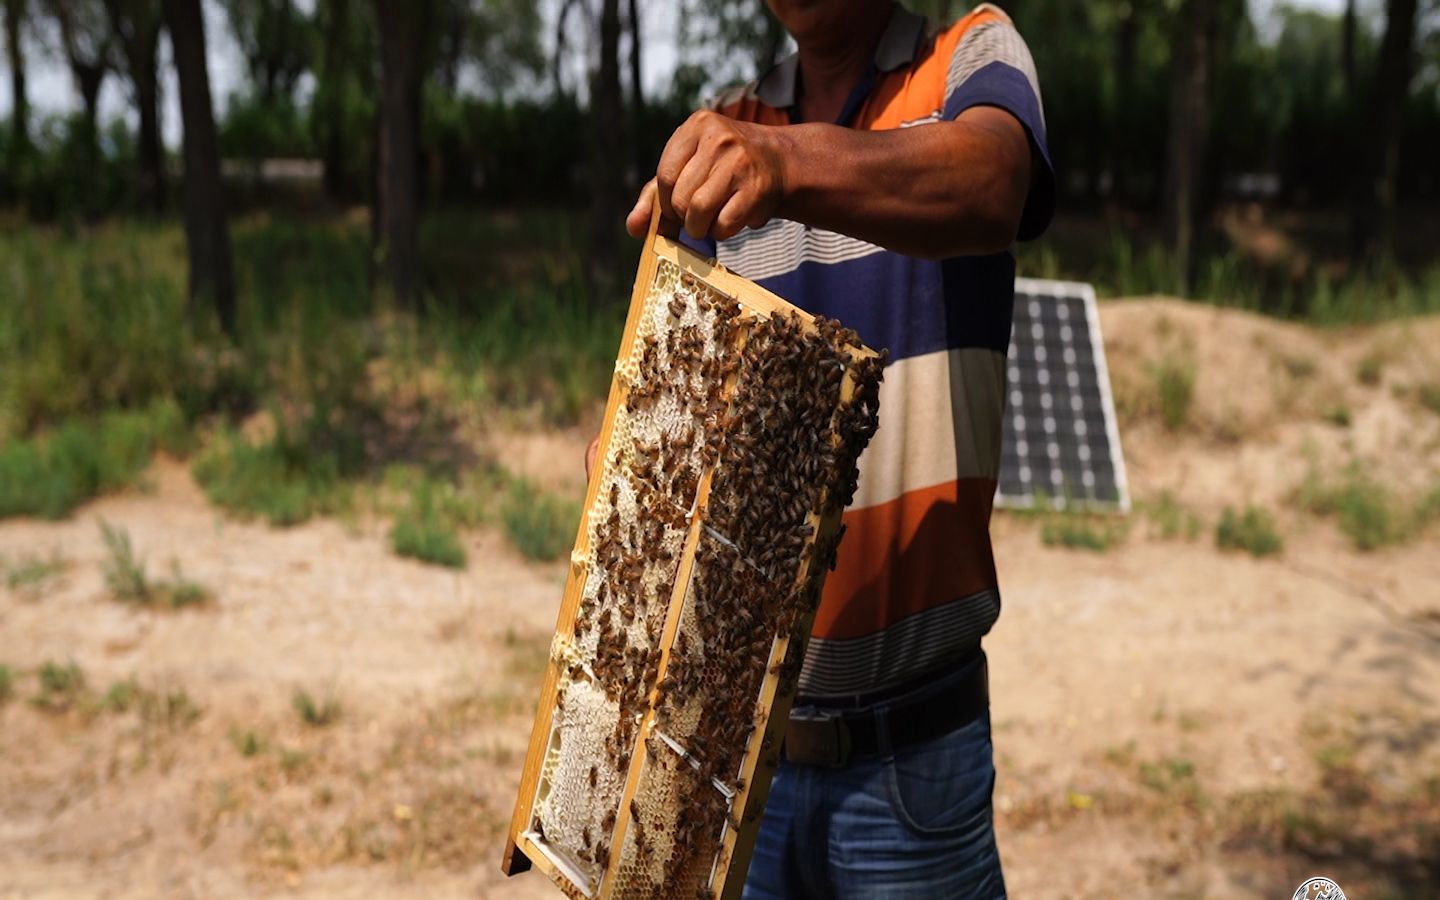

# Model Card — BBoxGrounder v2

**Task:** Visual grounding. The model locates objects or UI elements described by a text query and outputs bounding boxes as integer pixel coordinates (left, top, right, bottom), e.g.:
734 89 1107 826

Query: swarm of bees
528 259 884 896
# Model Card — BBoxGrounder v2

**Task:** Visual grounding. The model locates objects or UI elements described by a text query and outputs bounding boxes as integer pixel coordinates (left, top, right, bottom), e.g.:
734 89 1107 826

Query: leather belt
783 653 989 768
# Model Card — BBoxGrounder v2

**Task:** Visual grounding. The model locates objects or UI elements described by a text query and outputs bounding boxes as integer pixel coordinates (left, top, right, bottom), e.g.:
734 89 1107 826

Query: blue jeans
741 661 1006 899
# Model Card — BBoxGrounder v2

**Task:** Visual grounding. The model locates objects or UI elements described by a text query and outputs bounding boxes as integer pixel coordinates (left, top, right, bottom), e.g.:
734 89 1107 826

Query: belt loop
874 702 896 759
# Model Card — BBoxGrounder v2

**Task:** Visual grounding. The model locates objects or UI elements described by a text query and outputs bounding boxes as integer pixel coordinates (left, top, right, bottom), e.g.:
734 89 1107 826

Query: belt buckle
785 710 852 768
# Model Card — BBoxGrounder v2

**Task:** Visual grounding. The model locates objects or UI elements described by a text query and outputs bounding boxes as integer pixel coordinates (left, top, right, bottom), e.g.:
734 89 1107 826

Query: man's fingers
625 180 657 239
683 170 732 240
655 117 704 223
712 190 757 241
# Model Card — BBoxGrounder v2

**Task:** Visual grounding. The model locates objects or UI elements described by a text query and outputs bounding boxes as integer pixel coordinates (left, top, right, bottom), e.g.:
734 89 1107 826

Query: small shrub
293 686 342 727
1322 405 1352 427
1150 356 1196 431
0 663 13 702
390 480 467 568
1216 505 1284 557
1040 514 1128 552
1355 354 1384 386
32 659 85 712
502 480 580 562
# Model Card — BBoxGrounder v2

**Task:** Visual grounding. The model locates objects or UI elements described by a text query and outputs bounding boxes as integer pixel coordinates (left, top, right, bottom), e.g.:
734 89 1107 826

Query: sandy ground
2 300 1439 899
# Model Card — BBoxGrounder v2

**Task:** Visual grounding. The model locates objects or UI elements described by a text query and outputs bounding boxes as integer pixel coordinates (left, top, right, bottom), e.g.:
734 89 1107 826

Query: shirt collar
755 3 928 110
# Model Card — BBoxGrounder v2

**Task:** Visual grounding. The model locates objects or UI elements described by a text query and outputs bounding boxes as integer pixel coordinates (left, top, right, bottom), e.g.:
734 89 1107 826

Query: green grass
1040 513 1129 552
98 677 142 713
99 520 212 609
391 480 468 568
1295 465 1415 551
1142 491 1203 540
0 400 188 519
501 479 580 562
1150 356 1196 431
192 426 354 527
1418 383 1440 416
1321 404 1352 427
31 659 85 712
1355 354 1384 386
231 728 266 757
293 686 342 728
3 550 68 594
1017 223 1440 325
1216 505 1285 557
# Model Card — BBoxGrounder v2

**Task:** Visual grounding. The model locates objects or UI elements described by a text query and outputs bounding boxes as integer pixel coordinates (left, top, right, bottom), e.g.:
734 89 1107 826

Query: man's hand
627 106 1035 260
626 111 789 242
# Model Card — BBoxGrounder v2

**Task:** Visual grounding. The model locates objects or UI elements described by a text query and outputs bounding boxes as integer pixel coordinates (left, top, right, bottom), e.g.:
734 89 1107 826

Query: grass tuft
1418 383 1440 416
293 686 342 728
1296 465 1411 551
1321 404 1352 427
99 520 212 609
1216 505 1284 557
3 551 68 595
1355 354 1384 386
31 659 85 712
501 480 580 562
1142 491 1203 540
0 663 13 703
1150 356 1196 431
1040 513 1129 552
390 480 467 568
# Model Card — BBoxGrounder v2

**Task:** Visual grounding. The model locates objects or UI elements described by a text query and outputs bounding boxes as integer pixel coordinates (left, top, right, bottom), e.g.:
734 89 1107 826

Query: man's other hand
585 433 600 481
625 111 787 242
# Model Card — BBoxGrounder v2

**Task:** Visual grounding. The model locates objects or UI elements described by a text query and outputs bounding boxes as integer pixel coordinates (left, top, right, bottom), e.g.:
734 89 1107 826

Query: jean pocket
883 713 996 835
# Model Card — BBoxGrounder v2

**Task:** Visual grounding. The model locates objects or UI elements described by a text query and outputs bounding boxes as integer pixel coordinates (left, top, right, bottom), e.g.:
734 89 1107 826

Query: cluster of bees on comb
532 260 884 896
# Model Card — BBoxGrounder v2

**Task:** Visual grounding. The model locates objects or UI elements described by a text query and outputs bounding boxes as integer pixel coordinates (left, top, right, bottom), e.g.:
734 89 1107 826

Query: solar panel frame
997 278 1130 514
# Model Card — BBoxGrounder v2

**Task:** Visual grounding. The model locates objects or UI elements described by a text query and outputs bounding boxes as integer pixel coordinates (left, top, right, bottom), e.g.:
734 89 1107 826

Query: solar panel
997 278 1130 512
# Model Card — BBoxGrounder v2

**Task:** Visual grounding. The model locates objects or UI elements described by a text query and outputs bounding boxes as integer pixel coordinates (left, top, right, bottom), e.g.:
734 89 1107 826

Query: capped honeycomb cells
611 736 732 898
653 531 781 789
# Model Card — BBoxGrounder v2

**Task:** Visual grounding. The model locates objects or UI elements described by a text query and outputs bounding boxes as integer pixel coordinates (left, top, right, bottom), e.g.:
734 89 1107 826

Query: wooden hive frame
501 212 882 899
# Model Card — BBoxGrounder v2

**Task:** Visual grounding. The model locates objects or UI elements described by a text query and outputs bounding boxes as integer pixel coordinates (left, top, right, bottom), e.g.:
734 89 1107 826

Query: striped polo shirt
689 3 1054 700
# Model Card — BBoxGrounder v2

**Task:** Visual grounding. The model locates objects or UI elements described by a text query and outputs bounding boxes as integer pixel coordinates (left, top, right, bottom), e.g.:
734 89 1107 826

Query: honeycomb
514 246 885 899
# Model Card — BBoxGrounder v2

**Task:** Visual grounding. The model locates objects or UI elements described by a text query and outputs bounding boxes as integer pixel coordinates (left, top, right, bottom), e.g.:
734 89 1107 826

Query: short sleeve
942 13 1055 241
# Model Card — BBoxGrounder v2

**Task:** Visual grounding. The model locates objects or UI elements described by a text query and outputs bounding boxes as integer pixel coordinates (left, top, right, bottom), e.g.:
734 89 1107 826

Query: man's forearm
770 107 1033 259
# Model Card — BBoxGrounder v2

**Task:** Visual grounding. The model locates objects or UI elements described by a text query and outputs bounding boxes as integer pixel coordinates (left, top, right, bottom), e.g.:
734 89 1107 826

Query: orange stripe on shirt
813 476 998 641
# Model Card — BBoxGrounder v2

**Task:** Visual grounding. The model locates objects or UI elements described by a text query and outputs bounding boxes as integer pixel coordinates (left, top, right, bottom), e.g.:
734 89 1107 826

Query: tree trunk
589 0 625 286
1350 0 1418 264
372 0 428 309
134 55 164 212
1341 0 1357 96
3 0 26 159
76 63 104 179
106 0 166 213
316 0 349 202
164 0 236 337
1160 0 1216 294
